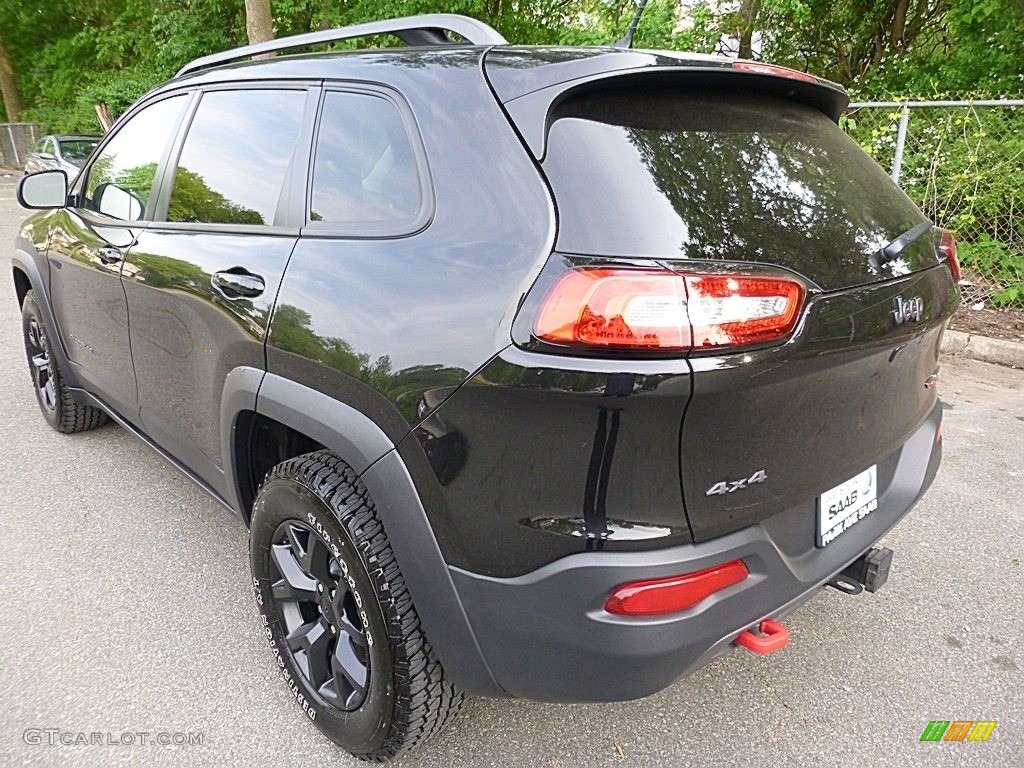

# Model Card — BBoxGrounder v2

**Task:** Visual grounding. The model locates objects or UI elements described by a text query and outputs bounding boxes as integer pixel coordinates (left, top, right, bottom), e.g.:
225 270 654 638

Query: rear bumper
449 402 942 702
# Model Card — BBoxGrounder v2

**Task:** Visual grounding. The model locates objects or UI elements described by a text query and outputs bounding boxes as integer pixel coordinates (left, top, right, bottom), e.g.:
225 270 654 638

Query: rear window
544 89 929 280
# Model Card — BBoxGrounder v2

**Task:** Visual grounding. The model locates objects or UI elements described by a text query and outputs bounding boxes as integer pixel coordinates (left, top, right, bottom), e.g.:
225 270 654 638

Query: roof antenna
613 0 649 49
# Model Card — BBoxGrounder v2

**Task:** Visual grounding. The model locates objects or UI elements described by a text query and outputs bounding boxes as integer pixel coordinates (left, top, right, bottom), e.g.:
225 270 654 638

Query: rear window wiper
879 220 933 265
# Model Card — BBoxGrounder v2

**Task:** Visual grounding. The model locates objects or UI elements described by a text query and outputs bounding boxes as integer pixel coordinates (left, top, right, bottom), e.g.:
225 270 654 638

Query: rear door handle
211 268 265 299
97 246 123 265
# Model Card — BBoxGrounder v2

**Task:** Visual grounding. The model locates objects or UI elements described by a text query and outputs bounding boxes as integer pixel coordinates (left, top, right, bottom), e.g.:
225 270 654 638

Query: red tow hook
735 619 790 655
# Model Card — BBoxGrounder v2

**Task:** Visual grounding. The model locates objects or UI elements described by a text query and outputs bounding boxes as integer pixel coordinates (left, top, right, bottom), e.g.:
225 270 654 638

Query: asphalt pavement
1 175 1021 767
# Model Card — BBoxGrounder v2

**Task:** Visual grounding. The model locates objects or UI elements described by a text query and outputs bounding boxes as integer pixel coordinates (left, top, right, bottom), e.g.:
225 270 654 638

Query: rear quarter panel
267 50 555 443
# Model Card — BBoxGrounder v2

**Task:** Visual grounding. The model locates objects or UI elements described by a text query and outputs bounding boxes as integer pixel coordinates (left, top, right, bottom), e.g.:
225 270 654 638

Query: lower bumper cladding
445 403 941 702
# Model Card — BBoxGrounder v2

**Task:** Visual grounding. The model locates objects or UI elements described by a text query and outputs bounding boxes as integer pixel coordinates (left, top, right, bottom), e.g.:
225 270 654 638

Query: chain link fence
0 122 39 169
845 100 1024 309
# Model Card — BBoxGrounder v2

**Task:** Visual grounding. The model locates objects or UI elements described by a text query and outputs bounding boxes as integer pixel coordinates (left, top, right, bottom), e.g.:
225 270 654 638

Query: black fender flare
220 369 504 697
11 248 81 390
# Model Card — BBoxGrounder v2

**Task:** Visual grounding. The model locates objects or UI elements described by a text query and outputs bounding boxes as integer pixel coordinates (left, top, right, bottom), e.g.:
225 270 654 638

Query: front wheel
21 290 107 433
249 451 466 761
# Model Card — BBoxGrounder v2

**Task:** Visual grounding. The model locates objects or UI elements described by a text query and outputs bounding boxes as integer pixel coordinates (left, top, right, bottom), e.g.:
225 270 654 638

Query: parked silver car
23 135 101 177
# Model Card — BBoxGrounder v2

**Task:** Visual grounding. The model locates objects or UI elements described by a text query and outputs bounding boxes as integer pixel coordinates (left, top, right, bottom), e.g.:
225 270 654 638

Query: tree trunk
245 0 275 58
0 31 23 122
737 0 761 59
94 103 113 133
891 0 910 48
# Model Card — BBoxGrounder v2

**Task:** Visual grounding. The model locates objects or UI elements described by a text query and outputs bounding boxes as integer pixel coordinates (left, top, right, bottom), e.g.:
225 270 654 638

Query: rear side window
308 91 425 231
544 88 926 267
167 89 306 226
84 95 187 221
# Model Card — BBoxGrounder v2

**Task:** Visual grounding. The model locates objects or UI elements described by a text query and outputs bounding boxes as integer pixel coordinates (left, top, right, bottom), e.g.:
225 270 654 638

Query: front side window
84 95 187 221
167 89 306 226
309 91 424 230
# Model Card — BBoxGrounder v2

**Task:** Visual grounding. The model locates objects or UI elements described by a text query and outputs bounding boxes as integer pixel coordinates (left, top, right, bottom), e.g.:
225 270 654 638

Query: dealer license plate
817 465 878 547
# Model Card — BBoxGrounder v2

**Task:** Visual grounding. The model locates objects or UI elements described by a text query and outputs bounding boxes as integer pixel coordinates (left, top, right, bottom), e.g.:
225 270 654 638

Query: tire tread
262 450 466 761
22 290 108 434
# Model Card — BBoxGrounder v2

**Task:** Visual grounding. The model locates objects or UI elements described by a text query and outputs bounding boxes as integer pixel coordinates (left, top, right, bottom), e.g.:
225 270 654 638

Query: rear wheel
21 290 107 433
249 451 465 761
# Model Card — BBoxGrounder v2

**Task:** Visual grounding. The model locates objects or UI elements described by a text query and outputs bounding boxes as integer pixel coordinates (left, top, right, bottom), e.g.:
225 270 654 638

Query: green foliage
847 103 1024 306
959 238 1023 306
5 0 1023 131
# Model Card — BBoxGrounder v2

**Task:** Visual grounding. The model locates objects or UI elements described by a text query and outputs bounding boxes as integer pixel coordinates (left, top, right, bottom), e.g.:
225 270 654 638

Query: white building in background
675 0 764 58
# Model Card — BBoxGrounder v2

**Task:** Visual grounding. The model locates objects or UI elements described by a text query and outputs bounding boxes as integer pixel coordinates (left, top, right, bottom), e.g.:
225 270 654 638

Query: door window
84 95 188 221
166 89 306 226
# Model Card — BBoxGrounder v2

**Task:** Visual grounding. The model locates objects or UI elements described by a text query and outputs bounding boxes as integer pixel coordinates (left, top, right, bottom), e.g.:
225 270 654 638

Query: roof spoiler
484 52 849 160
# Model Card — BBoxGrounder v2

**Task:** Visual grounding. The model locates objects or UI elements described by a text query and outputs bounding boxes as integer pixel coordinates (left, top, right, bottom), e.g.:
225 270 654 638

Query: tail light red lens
939 229 960 282
534 268 690 349
533 268 804 351
605 559 750 616
731 61 820 84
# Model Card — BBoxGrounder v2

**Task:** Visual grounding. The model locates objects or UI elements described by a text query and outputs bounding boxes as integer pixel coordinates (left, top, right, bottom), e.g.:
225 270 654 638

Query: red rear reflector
534 268 804 351
605 559 749 616
731 61 820 84
939 229 960 282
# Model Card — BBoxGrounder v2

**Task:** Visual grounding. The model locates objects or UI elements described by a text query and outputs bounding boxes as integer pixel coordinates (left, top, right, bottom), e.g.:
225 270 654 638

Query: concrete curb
941 329 1024 368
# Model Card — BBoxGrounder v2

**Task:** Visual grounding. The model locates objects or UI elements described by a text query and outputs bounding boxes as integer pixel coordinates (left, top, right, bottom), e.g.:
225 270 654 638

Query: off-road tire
21 290 108 433
250 450 466 761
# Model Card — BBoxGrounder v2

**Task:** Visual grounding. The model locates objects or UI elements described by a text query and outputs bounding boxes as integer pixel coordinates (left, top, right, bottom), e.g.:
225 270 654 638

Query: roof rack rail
176 13 508 78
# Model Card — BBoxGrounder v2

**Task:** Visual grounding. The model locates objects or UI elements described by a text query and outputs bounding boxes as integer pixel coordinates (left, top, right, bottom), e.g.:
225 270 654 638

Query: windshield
543 88 933 288
59 139 101 166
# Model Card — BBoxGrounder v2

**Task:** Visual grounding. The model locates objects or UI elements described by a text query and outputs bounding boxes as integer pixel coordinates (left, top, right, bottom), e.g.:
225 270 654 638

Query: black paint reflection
270 303 470 426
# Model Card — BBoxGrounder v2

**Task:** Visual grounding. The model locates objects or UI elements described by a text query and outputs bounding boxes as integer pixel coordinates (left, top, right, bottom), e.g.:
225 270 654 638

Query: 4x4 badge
706 469 768 496
892 295 924 325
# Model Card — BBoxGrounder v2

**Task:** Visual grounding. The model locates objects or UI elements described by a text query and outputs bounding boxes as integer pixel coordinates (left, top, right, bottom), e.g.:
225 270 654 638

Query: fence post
5 124 20 168
890 104 911 183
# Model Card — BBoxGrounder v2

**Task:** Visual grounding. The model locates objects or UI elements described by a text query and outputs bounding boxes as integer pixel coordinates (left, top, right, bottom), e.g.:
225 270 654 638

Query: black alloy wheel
269 518 371 711
25 315 57 414
20 290 107 433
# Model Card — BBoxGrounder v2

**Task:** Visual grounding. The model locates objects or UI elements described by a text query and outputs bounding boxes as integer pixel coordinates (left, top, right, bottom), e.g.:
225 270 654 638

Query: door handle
211 268 265 299
97 246 123 265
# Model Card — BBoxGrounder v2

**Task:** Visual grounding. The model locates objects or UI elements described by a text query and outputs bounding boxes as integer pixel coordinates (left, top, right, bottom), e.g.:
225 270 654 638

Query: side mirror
94 182 144 222
17 170 69 210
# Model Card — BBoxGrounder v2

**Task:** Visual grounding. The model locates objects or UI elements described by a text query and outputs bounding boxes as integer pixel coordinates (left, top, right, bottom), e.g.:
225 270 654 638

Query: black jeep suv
13 13 958 761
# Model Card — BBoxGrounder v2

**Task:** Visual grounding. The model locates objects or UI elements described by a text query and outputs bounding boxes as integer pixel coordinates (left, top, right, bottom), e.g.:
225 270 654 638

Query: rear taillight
687 274 803 349
731 61 820 84
939 229 960 282
605 560 750 616
533 268 804 351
